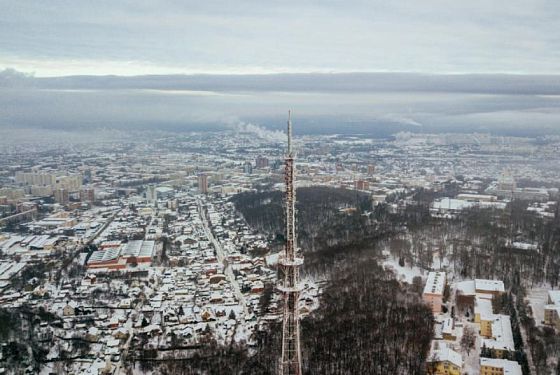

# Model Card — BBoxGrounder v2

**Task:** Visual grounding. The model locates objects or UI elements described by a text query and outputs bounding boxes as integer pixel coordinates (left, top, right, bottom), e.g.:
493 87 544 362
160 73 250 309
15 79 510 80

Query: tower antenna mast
279 110 303 375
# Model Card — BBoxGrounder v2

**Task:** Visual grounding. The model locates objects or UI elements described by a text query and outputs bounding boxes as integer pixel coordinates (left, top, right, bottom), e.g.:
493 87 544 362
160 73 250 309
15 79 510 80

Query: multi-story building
480 358 522 375
498 171 516 192
243 161 253 175
16 172 82 191
481 315 515 358
426 341 462 375
54 188 69 205
56 175 82 191
198 174 208 194
30 185 53 197
146 185 157 205
355 180 369 191
80 188 95 203
423 272 446 314
255 155 269 169
474 295 495 337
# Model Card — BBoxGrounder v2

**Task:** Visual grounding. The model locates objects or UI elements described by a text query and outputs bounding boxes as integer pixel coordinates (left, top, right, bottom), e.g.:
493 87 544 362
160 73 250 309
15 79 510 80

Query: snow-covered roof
456 280 476 295
480 358 522 375
88 246 122 263
423 272 446 296
548 290 560 305
475 279 505 294
475 295 494 320
441 317 454 335
482 314 514 352
121 240 155 258
511 242 538 251
428 342 462 367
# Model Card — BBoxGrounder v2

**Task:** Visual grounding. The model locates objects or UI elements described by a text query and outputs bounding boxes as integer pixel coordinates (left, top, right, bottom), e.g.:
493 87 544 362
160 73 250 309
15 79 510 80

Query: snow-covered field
382 255 426 283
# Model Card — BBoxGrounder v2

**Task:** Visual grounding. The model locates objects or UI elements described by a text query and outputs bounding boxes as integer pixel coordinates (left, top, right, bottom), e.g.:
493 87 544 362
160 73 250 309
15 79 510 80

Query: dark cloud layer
1 69 559 137
2 70 560 96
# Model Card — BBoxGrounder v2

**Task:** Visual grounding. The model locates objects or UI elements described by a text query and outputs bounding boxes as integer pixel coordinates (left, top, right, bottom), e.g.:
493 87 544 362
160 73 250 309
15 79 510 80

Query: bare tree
461 326 476 356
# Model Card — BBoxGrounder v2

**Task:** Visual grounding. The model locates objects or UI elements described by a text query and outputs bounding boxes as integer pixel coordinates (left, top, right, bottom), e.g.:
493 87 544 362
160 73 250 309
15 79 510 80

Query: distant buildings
430 196 506 218
489 172 553 201
498 171 516 192
198 174 208 194
243 161 253 175
146 185 157 205
255 156 268 169
15 171 82 191
423 272 446 314
155 186 174 200
355 180 369 191
145 185 174 204
80 188 95 203
54 188 69 205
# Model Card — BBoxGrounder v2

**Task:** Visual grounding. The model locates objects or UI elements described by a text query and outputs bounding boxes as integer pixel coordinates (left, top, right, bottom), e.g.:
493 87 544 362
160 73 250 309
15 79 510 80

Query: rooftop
427 341 462 367
480 358 522 375
423 271 446 296
475 279 505 294
482 314 515 352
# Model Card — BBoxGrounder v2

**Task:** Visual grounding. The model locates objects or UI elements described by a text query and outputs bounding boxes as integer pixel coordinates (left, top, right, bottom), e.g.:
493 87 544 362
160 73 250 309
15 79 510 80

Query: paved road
197 198 249 317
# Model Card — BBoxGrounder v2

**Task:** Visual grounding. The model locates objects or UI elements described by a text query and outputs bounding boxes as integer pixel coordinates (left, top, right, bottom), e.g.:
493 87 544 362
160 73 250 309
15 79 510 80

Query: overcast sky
1 1 560 76
0 1 559 137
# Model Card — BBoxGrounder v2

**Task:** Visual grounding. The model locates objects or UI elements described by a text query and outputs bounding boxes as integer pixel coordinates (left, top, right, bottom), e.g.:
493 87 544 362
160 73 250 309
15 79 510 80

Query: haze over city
1 2 560 375
2 1 560 137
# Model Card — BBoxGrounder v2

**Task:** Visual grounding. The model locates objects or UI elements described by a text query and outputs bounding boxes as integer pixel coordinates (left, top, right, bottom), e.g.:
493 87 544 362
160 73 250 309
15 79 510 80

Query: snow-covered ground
382 255 426 283
527 287 549 326
461 321 481 375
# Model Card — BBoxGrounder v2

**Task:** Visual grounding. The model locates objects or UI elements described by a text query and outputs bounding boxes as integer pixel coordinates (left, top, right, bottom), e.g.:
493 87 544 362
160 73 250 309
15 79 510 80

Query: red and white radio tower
279 110 303 375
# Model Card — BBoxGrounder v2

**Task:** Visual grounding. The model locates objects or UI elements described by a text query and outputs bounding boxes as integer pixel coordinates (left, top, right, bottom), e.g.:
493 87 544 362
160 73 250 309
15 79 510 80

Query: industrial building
87 240 156 270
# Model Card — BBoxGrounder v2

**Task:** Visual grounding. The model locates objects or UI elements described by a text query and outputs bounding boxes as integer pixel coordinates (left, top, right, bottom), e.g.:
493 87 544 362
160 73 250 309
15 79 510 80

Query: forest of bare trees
132 186 560 374
133 187 435 374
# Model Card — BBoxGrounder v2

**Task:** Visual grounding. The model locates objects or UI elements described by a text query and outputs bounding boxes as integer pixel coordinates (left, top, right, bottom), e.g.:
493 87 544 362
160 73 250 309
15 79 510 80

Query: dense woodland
232 187 560 375
230 187 373 252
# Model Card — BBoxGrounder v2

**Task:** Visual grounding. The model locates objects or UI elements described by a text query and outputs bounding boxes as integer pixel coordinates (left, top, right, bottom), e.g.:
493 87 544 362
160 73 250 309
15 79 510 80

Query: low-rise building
475 279 505 296
481 315 515 358
475 295 495 337
544 290 560 329
480 358 522 375
426 341 462 375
